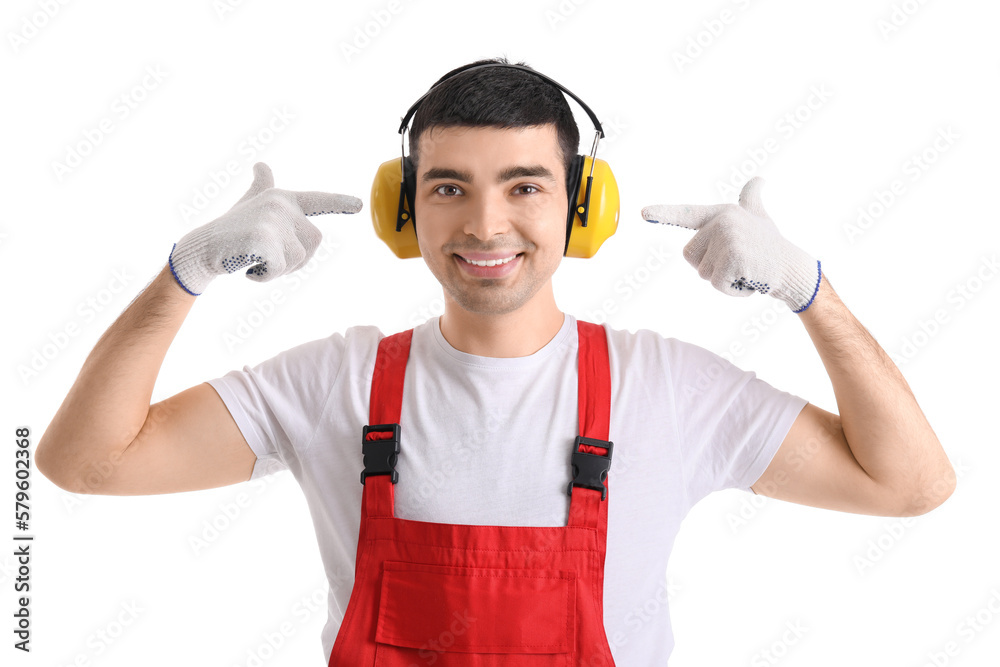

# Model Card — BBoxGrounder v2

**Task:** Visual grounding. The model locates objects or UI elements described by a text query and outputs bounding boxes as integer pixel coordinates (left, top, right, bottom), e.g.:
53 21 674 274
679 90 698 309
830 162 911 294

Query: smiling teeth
462 255 517 267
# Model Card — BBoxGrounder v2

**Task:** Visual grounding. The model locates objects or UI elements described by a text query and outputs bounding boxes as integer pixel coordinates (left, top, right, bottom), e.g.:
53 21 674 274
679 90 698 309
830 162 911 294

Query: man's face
413 124 568 317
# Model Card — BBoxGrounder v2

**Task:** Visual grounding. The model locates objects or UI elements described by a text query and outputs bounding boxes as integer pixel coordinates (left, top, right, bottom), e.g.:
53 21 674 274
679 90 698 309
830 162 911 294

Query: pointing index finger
293 191 364 216
641 203 729 230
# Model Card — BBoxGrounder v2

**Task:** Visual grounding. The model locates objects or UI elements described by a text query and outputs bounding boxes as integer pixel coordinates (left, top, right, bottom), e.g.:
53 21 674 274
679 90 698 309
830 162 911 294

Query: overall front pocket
373 560 577 666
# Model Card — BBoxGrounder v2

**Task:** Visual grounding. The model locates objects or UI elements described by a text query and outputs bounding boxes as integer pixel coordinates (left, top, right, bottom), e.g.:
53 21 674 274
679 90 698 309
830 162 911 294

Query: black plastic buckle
567 435 613 500
360 423 400 485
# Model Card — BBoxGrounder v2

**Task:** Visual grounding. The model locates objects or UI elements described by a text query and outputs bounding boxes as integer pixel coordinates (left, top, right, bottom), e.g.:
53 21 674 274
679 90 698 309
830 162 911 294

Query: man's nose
463 190 512 240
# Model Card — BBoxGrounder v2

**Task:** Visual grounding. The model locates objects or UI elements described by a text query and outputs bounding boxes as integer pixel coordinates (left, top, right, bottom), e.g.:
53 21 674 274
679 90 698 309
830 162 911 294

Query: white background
3 0 998 665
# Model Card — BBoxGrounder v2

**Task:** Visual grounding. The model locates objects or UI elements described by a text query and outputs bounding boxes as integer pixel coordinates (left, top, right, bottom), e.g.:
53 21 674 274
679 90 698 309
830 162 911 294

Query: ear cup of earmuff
564 156 620 258
371 157 420 259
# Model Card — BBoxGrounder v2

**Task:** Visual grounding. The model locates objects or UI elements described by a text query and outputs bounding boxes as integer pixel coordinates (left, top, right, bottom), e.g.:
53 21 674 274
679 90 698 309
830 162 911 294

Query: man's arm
36 163 363 495
751 272 956 516
35 263 256 495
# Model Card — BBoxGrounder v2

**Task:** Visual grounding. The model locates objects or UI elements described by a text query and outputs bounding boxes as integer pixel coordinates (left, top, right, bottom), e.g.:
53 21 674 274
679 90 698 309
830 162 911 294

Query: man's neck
438 293 566 358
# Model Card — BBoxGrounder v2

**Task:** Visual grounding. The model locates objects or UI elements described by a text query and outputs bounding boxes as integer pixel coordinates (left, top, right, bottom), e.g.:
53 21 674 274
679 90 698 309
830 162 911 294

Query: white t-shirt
207 312 808 665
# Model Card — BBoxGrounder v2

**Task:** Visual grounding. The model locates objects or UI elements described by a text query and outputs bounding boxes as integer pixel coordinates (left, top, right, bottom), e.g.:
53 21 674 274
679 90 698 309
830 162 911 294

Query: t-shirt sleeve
206 332 349 481
664 337 808 503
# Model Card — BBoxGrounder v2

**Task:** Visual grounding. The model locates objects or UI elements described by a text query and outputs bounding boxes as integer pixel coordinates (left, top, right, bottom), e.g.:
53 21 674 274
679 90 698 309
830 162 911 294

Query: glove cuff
169 224 219 296
776 247 821 313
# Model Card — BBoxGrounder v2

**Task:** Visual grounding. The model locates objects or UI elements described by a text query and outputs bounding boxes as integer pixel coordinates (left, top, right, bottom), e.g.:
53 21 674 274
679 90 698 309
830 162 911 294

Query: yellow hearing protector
371 63 620 259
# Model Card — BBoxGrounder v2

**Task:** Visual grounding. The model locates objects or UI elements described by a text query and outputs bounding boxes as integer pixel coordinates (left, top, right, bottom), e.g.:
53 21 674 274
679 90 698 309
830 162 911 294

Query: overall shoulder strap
360 328 414 518
568 320 614 530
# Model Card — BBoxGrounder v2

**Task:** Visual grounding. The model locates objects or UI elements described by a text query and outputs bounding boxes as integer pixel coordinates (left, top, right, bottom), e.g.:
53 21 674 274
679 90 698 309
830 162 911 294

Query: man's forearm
795 272 955 513
36 263 197 487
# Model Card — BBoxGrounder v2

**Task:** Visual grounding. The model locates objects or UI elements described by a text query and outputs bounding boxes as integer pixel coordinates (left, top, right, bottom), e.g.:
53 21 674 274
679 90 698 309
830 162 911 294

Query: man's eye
515 185 539 195
434 185 461 196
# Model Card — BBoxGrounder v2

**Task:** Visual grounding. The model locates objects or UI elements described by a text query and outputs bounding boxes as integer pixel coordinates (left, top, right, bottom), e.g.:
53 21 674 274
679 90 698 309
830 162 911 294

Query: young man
37 58 954 665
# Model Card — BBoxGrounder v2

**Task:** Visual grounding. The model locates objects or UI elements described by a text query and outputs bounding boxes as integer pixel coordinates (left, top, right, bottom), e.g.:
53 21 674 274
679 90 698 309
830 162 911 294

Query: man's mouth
454 252 524 277
455 253 523 267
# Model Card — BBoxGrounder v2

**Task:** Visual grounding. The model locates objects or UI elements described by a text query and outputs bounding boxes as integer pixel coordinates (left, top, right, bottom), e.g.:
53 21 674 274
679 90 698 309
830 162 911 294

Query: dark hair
408 56 580 183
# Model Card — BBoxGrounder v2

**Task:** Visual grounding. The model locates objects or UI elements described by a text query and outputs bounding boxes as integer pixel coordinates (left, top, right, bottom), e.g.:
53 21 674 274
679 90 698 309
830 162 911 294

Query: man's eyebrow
420 165 557 184
421 167 474 183
496 164 556 183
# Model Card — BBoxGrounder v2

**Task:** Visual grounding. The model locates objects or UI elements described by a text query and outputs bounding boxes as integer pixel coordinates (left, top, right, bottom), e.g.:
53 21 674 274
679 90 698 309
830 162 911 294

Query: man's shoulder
337 320 432 358
591 320 736 379
333 324 392 361
596 320 717 357
342 323 386 341
261 324 388 369
594 320 677 353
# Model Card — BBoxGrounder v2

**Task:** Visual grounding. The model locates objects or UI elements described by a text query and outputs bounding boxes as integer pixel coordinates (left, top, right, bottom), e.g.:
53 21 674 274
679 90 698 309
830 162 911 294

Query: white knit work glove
168 162 363 296
641 177 821 313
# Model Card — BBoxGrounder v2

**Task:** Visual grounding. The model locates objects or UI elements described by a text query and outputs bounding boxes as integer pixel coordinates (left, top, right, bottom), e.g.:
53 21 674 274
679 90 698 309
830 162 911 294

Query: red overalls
328 320 617 666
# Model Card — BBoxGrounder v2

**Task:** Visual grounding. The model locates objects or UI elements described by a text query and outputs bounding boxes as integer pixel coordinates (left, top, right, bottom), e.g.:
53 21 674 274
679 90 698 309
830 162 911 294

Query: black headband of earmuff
396 63 606 139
